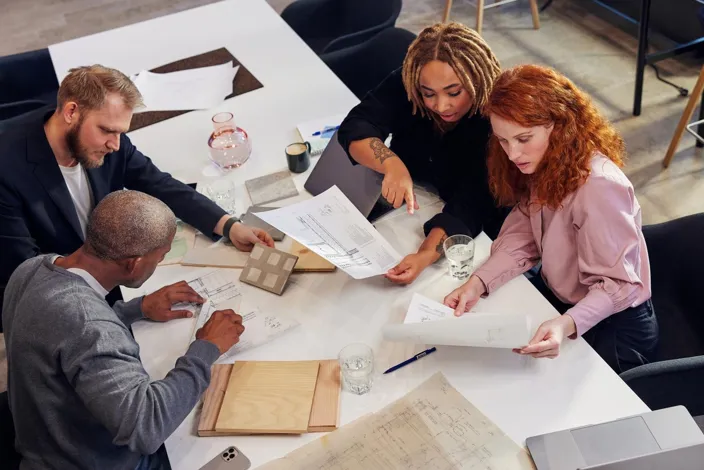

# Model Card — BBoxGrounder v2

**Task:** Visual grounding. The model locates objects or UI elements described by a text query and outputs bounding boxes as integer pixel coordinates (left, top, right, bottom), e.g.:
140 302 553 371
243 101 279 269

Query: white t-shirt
59 164 94 238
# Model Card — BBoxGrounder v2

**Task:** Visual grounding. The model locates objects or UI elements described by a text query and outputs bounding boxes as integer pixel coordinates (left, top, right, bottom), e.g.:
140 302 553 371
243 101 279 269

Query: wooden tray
198 360 341 436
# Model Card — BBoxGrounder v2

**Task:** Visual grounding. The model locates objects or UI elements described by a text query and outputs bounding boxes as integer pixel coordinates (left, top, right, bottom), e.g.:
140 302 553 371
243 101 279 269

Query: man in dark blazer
0 65 274 326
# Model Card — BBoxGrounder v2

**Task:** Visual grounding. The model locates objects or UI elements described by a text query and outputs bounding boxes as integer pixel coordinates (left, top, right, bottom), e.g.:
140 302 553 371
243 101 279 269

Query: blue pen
312 125 340 137
383 347 437 374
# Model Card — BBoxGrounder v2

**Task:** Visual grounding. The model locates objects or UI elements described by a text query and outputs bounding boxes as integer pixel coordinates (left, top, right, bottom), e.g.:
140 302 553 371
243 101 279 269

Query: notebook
296 114 347 156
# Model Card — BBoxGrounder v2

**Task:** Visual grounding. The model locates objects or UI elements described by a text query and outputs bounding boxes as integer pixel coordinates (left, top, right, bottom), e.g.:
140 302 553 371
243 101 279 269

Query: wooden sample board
198 360 341 436
290 240 336 272
239 244 298 295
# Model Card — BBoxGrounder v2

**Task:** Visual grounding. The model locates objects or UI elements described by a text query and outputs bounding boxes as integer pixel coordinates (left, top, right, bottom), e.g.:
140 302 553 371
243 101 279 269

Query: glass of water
443 234 475 280
203 179 237 215
338 343 374 395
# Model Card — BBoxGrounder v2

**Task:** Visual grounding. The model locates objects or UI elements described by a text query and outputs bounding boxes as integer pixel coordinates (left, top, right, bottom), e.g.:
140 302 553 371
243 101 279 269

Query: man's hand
385 251 435 285
443 275 487 316
513 315 577 359
229 223 275 252
381 158 419 214
195 309 245 355
142 281 204 322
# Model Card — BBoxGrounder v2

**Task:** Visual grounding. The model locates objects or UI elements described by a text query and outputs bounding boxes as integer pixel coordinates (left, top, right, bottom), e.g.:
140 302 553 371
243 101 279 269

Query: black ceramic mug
285 142 311 173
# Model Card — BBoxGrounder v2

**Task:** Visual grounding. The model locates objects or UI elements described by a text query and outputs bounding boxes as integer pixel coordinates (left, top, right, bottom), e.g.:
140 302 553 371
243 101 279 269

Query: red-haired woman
443 65 658 373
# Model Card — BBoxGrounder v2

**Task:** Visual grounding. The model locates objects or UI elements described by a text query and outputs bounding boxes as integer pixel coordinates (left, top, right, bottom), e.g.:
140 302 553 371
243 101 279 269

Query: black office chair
620 213 704 417
281 0 402 55
0 48 59 106
1 392 21 470
321 27 416 100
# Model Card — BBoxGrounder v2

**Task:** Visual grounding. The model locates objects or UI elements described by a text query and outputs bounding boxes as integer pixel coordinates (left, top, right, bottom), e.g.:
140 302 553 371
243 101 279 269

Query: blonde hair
402 22 501 129
57 65 143 111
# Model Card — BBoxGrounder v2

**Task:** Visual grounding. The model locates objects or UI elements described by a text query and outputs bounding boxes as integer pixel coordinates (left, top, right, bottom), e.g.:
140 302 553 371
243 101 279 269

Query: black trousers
529 274 659 374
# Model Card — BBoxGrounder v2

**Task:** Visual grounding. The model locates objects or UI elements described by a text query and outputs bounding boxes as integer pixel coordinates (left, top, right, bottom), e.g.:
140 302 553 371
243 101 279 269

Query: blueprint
256 372 535 469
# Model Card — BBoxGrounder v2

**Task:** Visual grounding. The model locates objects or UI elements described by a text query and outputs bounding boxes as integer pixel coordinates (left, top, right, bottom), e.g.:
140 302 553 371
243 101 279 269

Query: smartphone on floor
199 446 251 470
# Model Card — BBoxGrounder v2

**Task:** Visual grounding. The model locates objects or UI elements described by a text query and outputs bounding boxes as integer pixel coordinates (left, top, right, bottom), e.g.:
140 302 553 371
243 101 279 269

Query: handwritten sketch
190 299 299 364
256 373 535 470
171 270 243 317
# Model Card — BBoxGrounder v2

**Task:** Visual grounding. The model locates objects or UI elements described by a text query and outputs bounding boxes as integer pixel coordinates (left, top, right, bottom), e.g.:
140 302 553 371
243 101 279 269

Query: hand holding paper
443 275 487 316
515 314 577 359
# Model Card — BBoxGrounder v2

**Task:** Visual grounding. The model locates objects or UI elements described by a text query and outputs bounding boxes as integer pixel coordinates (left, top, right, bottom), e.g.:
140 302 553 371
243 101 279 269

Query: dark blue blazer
0 108 227 306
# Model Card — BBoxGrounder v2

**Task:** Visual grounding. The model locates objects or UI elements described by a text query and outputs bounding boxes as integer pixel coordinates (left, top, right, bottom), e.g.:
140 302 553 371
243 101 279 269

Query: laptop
304 131 394 221
526 406 704 470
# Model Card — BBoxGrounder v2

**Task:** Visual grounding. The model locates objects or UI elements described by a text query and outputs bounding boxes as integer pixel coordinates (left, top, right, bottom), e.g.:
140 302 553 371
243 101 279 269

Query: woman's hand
443 275 487 316
514 315 577 359
381 158 419 214
385 251 435 285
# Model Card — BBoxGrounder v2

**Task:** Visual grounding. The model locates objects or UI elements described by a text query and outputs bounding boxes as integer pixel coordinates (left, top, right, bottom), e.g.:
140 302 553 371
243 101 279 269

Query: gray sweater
2 255 220 470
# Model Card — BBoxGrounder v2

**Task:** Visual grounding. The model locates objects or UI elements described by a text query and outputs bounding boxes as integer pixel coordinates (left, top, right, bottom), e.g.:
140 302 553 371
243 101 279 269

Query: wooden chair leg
529 0 541 29
663 65 704 168
443 0 453 23
476 0 485 34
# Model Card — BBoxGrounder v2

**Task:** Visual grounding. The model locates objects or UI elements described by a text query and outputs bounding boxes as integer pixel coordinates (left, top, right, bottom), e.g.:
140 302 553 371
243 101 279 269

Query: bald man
2 191 245 470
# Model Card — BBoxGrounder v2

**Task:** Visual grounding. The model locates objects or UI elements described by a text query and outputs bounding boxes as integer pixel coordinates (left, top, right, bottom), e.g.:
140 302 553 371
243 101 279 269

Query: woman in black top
338 22 510 285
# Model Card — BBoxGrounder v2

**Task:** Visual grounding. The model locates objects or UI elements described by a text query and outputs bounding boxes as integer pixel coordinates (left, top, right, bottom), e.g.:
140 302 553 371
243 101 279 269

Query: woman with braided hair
338 22 510 285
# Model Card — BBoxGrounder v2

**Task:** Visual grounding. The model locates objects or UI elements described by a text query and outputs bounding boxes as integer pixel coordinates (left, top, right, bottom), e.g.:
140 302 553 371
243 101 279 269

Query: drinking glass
443 234 475 280
203 179 237 215
338 343 374 395
208 112 252 170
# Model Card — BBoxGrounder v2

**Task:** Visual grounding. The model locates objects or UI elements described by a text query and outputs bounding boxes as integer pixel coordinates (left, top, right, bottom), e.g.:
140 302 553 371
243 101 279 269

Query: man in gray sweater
3 190 246 470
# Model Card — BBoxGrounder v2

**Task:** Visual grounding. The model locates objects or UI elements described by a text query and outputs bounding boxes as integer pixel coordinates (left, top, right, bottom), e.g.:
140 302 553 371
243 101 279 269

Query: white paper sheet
190 298 299 364
383 293 533 348
132 62 238 113
255 186 402 279
257 372 535 470
296 113 346 155
170 270 242 317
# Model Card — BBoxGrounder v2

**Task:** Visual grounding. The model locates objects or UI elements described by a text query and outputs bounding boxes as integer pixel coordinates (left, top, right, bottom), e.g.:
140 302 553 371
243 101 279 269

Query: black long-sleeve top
338 69 510 239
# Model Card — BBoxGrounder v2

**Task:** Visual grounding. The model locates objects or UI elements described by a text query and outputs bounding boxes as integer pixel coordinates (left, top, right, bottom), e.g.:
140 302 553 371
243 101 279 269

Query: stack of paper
383 293 533 348
132 62 239 113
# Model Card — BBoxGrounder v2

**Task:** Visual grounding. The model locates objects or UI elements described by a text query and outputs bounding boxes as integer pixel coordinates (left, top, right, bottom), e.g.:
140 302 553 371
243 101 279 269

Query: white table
49 1 649 469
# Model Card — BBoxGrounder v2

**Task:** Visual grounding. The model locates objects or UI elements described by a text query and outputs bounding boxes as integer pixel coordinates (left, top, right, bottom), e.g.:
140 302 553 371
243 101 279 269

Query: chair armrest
620 356 704 416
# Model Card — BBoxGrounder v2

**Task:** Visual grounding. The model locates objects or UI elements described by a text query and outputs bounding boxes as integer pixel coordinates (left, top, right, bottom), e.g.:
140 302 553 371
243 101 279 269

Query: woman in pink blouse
444 65 658 373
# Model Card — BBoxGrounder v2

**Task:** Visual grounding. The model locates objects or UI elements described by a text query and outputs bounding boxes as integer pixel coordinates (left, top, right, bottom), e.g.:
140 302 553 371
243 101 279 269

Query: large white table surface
49 0 358 191
50 1 648 468
123 200 648 470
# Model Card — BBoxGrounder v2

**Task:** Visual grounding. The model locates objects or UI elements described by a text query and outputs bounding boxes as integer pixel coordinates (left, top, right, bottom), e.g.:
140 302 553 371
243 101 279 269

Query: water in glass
204 179 236 214
445 243 475 280
339 343 374 395
341 355 374 395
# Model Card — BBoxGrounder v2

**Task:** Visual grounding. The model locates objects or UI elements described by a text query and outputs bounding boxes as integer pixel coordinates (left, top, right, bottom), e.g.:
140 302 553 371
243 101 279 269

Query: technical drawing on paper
256 373 535 470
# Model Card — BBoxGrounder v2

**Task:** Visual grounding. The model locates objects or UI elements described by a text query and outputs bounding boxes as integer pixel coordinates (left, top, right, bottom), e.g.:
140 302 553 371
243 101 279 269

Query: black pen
383 347 437 374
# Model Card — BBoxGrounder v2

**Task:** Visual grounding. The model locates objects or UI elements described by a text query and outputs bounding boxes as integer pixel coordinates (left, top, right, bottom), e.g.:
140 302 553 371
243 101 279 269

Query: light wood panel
214 361 320 434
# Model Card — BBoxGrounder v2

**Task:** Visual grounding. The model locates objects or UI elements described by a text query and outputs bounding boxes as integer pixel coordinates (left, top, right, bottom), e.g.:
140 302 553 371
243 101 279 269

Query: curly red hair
482 65 626 210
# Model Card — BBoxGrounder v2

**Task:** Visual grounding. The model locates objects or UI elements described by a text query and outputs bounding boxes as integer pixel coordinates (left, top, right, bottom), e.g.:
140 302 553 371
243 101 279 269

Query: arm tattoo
435 234 448 256
369 138 398 165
